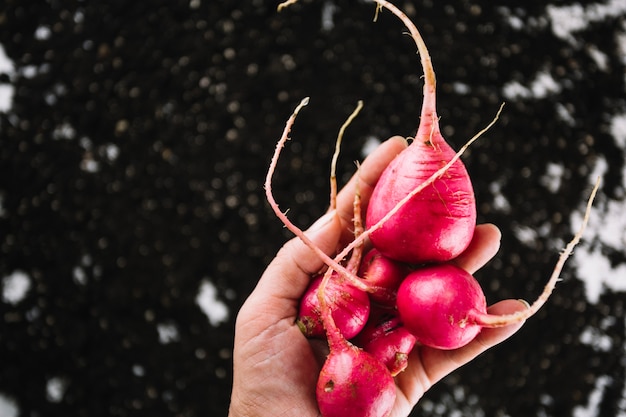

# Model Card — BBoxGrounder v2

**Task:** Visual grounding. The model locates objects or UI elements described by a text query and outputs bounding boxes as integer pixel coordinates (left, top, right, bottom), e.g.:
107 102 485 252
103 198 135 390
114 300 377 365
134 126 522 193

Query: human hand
228 136 527 417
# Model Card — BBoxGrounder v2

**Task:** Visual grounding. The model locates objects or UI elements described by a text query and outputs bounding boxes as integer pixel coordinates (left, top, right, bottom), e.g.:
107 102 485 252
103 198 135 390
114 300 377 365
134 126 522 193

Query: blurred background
0 0 624 416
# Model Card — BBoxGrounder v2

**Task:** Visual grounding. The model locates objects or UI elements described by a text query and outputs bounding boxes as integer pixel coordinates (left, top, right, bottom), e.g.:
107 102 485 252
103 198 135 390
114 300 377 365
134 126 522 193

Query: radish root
264 98 371 293
475 176 601 327
331 100 363 210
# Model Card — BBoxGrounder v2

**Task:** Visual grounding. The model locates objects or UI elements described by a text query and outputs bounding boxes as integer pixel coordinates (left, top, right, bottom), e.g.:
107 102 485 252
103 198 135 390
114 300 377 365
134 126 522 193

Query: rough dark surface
1 0 625 416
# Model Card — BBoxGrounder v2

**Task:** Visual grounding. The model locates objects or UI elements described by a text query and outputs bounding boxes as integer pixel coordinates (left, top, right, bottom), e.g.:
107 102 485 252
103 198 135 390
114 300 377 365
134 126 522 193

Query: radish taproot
365 1 476 264
315 266 396 417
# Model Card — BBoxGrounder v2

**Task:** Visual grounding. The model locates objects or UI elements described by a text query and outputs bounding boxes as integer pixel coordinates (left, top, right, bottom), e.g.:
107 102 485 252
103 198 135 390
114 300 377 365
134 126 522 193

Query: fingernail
390 135 408 146
517 299 530 309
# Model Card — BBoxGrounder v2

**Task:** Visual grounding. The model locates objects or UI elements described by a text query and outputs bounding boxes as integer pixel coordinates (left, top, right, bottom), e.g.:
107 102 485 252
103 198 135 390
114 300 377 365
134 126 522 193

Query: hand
228 136 527 417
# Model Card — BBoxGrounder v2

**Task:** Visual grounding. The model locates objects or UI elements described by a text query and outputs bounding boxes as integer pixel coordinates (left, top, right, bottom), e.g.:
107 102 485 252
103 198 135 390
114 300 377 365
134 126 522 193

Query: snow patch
573 375 613 417
579 326 613 352
570 156 626 303
540 162 565 193
586 44 610 71
321 1 338 32
196 280 229 327
34 25 52 41
361 135 382 158
45 377 67 403
502 70 561 101
489 179 511 213
2 271 32 305
0 44 15 113
157 321 181 344
0 393 18 417
571 245 626 304
547 0 626 42
609 112 626 149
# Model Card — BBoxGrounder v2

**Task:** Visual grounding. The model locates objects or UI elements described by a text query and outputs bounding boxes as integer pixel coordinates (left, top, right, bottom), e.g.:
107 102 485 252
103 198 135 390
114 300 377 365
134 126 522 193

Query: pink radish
354 308 417 376
297 273 370 340
358 248 408 306
397 186 599 351
396 264 487 349
365 1 476 264
315 268 396 417
316 346 396 417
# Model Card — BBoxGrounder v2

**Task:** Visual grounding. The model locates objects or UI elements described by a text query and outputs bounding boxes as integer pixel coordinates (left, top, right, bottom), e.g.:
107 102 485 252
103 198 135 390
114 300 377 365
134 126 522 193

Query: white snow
573 375 613 417
571 244 626 304
579 325 614 352
586 44 610 71
547 0 626 42
196 280 229 327
156 321 181 344
502 70 561 100
34 25 52 41
1 271 32 305
45 377 67 403
0 393 18 417
540 162 565 193
321 1 339 32
569 153 626 304
0 44 15 113
610 112 626 149
489 179 511 213
361 135 382 158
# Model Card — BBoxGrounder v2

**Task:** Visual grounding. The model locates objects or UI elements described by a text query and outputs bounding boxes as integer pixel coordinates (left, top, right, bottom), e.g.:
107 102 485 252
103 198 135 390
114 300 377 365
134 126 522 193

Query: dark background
1 0 625 416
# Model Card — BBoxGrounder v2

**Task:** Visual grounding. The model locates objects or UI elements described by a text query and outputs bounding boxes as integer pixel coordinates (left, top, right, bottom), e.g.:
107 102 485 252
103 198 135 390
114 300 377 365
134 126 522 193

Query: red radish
315 269 396 417
365 1 476 264
397 187 599 350
297 273 370 340
316 346 396 417
354 308 417 376
396 264 487 349
358 248 408 306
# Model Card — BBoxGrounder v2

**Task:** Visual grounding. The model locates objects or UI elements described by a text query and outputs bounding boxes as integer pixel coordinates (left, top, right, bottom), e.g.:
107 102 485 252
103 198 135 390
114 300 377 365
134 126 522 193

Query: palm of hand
231 283 524 417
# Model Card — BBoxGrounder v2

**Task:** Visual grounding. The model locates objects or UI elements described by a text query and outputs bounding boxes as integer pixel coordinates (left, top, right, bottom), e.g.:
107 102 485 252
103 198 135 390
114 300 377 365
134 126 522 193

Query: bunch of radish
266 1 599 417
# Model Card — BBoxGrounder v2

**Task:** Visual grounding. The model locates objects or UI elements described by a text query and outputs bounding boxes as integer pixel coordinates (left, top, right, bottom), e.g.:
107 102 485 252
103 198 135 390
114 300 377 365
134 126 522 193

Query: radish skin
354 308 417 376
316 347 396 417
316 266 396 417
358 248 408 305
366 0 476 264
396 264 486 349
298 273 370 340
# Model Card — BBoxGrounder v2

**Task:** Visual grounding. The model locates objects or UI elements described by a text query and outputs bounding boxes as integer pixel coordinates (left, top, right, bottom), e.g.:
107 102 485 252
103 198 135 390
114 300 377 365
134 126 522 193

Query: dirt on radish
265 1 600 416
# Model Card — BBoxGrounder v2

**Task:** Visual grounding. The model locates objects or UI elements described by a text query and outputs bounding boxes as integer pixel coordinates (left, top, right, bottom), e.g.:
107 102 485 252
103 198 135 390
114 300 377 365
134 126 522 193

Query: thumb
252 211 342 307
